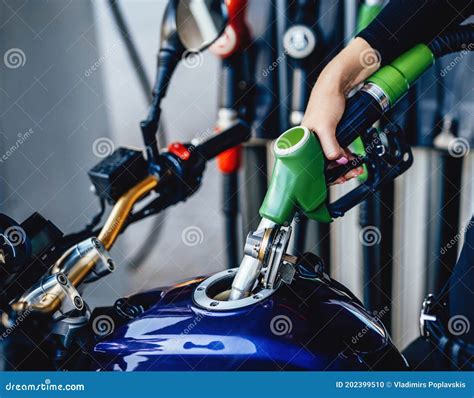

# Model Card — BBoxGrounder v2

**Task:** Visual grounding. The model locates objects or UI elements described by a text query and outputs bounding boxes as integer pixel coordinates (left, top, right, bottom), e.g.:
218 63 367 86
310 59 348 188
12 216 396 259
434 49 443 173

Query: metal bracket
53 273 85 318
12 272 84 317
420 294 437 338
52 238 115 283
244 225 294 290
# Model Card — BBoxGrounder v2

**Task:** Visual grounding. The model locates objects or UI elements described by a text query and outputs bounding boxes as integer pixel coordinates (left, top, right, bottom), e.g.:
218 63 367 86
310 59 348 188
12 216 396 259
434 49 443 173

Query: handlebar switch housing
88 147 149 204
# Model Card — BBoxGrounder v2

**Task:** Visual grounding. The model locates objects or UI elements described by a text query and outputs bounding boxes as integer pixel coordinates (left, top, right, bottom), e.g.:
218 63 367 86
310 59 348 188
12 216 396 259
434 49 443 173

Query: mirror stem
141 49 181 164
140 117 160 163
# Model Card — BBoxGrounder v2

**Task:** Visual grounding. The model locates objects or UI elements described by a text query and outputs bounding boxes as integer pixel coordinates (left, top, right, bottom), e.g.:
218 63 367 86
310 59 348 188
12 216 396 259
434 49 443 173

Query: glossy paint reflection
94 266 407 371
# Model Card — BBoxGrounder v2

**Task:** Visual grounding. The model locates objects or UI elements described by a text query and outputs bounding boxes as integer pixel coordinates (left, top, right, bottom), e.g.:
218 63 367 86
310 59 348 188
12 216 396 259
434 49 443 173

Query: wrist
324 37 380 94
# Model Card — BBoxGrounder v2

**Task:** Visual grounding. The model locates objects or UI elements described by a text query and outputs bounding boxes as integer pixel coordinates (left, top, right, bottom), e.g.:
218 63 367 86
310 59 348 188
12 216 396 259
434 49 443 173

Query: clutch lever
327 123 413 218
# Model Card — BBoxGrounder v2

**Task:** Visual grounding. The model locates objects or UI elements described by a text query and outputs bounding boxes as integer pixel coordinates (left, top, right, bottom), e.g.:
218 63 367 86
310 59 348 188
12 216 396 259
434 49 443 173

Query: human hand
302 37 380 184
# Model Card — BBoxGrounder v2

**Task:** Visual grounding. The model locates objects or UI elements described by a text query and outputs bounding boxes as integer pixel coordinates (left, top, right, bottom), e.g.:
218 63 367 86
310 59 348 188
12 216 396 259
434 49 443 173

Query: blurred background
0 0 472 352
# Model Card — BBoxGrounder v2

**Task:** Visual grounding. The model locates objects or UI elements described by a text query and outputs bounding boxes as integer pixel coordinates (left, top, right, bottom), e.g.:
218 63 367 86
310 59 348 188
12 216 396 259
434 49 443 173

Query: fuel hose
334 25 474 148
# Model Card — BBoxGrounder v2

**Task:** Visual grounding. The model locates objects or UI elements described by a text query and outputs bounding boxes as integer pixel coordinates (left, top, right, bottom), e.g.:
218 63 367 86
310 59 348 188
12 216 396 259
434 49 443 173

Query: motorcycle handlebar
196 120 251 161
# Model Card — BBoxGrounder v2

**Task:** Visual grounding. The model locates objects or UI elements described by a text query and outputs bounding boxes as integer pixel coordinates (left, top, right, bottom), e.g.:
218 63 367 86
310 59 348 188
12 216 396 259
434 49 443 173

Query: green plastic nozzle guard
356 2 383 33
259 127 332 226
367 44 435 106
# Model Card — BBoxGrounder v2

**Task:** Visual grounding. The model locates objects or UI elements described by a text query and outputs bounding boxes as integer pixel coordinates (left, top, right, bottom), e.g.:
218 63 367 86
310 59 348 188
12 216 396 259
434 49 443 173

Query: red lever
217 146 241 174
168 142 190 161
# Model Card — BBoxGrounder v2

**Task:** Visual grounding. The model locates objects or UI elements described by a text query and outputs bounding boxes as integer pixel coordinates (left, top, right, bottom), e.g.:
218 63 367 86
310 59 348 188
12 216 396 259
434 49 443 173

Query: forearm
316 37 380 95
358 0 474 64
302 38 379 163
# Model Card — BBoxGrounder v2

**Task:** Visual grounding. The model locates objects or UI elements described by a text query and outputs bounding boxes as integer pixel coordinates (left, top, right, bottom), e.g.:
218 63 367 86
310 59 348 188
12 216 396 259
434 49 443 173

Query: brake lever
327 124 413 218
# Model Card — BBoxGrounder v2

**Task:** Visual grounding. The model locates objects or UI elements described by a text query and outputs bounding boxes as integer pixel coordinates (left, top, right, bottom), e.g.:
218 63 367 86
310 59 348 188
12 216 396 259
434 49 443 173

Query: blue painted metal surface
94 267 407 371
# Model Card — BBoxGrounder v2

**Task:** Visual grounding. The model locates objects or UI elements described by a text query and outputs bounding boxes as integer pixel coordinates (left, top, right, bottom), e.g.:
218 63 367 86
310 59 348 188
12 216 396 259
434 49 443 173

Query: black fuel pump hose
428 25 474 57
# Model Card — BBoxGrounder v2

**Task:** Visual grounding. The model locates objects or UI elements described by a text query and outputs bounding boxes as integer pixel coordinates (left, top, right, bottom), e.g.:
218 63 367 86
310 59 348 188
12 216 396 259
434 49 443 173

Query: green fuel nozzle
258 46 432 226
259 127 332 226
258 25 474 227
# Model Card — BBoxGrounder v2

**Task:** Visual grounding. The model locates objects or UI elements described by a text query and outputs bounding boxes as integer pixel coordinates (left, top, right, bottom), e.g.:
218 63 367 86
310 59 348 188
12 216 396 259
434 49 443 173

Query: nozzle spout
229 218 275 300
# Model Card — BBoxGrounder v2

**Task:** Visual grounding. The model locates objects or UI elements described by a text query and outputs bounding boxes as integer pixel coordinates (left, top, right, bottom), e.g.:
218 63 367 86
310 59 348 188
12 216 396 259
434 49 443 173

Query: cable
108 0 152 103
104 0 169 270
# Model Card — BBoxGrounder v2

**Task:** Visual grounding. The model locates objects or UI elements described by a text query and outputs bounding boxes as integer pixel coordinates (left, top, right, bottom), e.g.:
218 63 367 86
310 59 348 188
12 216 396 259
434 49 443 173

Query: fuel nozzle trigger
328 123 413 218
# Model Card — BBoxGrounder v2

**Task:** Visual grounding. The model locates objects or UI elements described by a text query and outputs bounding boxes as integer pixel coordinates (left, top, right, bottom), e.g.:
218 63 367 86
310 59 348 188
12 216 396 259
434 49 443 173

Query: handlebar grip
335 90 385 148
196 120 251 161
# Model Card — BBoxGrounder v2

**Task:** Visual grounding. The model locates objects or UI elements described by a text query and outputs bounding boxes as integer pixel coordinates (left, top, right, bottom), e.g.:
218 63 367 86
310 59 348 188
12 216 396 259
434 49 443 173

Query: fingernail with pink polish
336 157 348 165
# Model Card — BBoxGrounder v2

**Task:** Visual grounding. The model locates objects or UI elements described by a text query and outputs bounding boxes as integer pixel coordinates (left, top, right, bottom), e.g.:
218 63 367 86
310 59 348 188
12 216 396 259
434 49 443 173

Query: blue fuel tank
93 257 407 371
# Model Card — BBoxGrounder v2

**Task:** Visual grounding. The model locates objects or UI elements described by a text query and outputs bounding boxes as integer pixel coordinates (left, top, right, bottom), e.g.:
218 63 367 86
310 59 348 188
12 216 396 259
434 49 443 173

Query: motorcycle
0 0 472 371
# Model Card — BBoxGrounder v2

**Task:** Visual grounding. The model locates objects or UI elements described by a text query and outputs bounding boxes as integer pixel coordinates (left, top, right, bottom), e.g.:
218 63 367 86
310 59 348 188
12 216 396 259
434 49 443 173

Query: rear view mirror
176 0 228 51
142 0 228 164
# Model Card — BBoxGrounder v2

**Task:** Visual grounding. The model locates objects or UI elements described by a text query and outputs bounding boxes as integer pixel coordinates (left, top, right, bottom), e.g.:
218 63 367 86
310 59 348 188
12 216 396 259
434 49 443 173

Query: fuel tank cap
193 268 277 311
